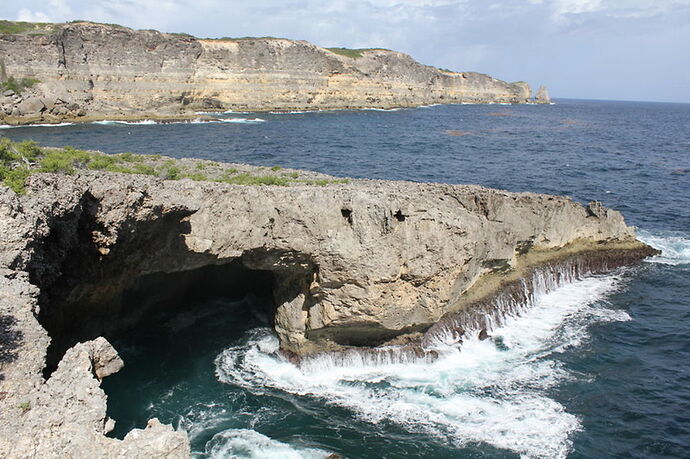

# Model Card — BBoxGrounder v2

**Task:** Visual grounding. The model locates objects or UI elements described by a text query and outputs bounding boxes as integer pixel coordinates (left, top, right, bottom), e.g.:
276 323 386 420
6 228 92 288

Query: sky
2 0 690 103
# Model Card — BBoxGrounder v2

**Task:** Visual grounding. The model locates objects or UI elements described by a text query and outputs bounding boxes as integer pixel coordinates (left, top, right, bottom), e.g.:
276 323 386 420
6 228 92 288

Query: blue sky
2 0 689 103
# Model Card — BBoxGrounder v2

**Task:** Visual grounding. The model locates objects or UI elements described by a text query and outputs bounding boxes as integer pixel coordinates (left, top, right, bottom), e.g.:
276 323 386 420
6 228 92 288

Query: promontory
0 142 655 457
0 20 549 125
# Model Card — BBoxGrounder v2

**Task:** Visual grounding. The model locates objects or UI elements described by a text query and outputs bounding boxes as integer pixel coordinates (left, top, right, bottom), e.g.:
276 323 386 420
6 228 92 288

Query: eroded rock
0 21 533 125
0 167 656 457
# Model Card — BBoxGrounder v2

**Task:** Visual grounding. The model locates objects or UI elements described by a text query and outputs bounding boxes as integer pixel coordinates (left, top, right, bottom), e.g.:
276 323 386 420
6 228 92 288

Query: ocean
2 99 689 458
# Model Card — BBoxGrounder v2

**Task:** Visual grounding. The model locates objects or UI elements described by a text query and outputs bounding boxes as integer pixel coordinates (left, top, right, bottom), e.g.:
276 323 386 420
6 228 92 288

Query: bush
164 166 181 180
1 76 40 94
218 173 289 186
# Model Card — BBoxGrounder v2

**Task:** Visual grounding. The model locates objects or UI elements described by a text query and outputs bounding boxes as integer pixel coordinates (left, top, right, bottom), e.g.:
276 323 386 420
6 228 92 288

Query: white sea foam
205 429 330 459
0 122 74 129
269 110 314 114
92 119 219 126
361 107 404 112
92 119 158 125
214 275 628 458
638 230 690 265
219 118 266 124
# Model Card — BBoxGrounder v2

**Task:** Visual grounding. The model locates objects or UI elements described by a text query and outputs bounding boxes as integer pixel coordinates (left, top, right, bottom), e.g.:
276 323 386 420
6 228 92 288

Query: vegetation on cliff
0 139 348 194
0 20 58 35
326 47 389 59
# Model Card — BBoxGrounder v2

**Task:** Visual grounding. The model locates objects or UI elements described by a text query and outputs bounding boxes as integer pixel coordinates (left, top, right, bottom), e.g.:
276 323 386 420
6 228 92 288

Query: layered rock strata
0 167 654 457
0 21 545 125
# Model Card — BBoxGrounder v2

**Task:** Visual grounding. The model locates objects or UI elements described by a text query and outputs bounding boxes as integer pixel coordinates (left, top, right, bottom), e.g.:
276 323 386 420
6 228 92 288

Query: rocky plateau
0 20 549 125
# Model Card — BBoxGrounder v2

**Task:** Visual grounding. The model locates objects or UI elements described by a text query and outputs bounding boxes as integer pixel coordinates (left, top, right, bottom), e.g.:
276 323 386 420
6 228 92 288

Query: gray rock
15 97 45 116
0 163 655 457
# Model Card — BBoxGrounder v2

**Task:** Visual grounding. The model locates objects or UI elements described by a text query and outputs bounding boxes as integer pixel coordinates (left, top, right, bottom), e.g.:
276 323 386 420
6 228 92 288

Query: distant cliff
0 21 550 125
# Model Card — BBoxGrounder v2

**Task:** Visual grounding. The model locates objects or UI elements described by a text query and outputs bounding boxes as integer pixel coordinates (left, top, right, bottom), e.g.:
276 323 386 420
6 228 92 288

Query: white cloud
16 8 53 22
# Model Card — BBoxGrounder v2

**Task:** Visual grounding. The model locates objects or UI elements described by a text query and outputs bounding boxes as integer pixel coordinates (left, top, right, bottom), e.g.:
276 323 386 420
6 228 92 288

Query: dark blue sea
2 99 689 458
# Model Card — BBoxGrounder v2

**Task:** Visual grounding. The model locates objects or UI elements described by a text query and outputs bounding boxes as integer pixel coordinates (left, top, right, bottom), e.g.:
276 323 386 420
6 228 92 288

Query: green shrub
164 166 181 180
88 155 117 170
326 48 387 59
132 163 156 175
184 172 208 181
1 76 40 93
0 165 31 194
0 20 57 35
219 173 289 186
270 165 281 171
118 152 144 163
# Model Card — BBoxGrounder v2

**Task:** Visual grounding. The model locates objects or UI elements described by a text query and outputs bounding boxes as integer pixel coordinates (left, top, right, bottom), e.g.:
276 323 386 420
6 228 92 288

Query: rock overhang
0 166 657 457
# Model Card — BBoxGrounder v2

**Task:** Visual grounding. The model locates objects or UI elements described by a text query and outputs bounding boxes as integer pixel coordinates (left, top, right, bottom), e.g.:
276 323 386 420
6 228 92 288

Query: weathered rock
0 21 533 125
0 336 189 458
0 165 656 457
15 97 45 116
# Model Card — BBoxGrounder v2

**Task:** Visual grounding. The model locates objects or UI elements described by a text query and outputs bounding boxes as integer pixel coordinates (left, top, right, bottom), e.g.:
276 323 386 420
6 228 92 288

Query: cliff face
0 21 540 124
0 164 654 457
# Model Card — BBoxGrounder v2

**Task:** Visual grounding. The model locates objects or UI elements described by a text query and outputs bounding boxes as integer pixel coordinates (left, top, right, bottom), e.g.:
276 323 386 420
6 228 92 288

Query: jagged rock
0 165 656 457
535 85 551 104
0 336 189 458
0 21 533 124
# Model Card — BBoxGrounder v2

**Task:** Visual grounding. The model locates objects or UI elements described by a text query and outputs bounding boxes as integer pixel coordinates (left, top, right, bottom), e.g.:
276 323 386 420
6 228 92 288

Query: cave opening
22 193 300 382
99 262 278 440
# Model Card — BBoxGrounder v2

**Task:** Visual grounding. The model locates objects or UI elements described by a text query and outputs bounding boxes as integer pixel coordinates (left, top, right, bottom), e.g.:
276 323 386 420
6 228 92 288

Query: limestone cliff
0 156 655 457
0 21 543 125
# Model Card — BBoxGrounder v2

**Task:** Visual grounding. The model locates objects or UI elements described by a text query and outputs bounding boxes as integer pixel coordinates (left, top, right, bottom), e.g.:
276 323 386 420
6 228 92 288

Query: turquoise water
3 100 689 458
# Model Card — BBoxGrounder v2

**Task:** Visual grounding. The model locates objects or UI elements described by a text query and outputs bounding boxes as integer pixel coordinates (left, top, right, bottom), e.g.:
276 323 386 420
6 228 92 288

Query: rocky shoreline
0 20 550 126
0 145 656 457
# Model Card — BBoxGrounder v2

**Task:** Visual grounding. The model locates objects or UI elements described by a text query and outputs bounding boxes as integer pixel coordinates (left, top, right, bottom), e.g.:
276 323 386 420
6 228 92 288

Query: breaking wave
0 122 74 128
204 429 330 459
219 118 266 124
213 274 628 458
638 230 690 265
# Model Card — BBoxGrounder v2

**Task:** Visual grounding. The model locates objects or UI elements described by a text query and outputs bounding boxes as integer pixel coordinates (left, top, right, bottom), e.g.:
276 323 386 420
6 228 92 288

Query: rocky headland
0 141 656 457
0 20 550 125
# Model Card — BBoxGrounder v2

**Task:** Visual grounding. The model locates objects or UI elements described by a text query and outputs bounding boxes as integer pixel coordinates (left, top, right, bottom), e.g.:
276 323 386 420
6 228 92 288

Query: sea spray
422 249 652 349
213 275 627 458
638 230 690 265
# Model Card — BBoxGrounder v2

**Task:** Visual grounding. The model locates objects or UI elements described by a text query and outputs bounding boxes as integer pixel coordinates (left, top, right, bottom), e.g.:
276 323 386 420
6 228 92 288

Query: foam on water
214 274 628 458
205 429 330 459
0 122 74 128
638 230 690 265
219 118 266 124
91 119 217 126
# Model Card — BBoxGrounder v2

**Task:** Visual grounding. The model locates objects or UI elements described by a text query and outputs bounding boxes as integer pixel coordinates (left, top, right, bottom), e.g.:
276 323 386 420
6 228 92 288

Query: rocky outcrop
0 165 655 457
0 21 545 125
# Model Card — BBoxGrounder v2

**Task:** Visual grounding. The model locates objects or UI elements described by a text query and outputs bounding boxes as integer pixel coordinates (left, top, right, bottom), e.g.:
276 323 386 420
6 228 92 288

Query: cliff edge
0 20 547 125
0 145 656 457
